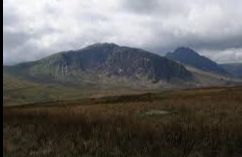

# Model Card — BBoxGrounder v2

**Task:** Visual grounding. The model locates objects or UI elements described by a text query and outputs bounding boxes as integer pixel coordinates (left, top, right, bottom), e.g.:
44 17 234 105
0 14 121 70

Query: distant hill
220 63 242 78
166 47 228 75
4 43 242 106
4 43 193 85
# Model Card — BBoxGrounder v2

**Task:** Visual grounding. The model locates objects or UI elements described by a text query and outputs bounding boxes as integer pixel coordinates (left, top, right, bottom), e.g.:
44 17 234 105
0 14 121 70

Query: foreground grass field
3 86 242 157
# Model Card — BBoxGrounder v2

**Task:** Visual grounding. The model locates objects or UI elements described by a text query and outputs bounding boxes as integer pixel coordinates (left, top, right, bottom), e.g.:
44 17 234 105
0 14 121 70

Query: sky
3 0 242 65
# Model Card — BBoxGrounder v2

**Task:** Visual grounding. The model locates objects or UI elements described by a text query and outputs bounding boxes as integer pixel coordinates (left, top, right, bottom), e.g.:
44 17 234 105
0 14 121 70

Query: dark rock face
5 43 193 83
166 47 227 75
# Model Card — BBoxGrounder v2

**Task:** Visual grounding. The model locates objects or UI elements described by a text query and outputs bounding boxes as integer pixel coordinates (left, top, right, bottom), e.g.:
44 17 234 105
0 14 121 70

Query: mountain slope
5 43 193 85
220 63 242 78
166 47 227 75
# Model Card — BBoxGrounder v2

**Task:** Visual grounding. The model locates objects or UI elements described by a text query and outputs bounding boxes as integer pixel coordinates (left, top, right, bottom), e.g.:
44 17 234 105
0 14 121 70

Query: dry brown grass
3 86 242 157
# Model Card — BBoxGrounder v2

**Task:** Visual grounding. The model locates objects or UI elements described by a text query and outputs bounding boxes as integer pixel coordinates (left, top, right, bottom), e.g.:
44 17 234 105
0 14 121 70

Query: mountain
220 63 242 78
4 43 193 86
4 43 242 106
166 47 227 75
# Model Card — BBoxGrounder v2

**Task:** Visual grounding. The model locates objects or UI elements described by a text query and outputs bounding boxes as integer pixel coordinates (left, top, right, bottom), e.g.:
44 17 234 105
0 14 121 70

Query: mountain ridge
166 47 228 75
4 43 193 86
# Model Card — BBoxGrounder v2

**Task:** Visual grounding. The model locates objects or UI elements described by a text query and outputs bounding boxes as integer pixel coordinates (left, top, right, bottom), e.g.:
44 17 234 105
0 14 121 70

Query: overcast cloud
3 0 242 65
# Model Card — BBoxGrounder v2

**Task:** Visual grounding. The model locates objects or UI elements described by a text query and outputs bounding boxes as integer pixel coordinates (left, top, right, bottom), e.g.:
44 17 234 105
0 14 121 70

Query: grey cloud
151 31 242 53
201 48 242 64
120 0 188 16
121 0 160 14
3 0 242 64
3 12 19 26
3 31 31 50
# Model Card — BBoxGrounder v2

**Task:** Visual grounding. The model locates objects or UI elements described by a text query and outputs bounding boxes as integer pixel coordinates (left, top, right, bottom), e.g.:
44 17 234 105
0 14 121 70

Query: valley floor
3 86 242 157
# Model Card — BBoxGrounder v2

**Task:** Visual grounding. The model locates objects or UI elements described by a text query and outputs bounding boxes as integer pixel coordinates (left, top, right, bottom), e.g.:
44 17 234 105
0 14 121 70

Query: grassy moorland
3 72 156 106
3 86 242 157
